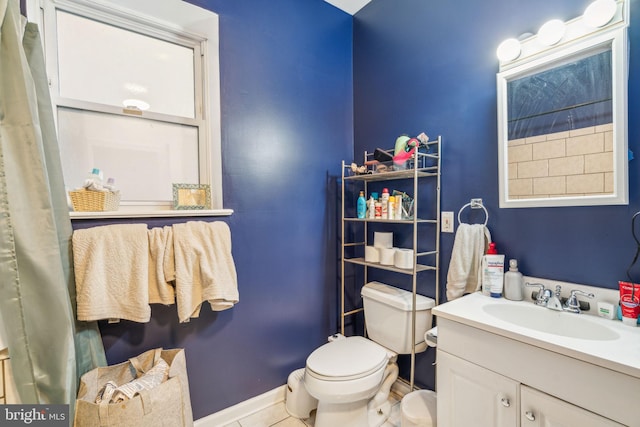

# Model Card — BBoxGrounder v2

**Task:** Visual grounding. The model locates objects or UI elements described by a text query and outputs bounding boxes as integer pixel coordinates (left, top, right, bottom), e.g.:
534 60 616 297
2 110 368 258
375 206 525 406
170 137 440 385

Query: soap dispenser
504 259 524 301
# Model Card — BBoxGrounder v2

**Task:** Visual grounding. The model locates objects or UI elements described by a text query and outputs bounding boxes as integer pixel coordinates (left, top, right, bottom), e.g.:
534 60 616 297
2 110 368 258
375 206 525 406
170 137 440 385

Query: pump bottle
504 259 524 301
481 242 505 297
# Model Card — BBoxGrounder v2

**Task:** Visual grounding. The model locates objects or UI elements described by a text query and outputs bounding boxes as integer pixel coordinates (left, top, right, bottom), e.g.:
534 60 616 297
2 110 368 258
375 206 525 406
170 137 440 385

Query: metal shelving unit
339 136 441 391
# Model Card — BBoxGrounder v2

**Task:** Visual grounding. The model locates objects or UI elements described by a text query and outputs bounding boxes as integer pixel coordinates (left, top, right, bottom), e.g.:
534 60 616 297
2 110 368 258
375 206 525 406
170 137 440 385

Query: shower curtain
0 0 105 412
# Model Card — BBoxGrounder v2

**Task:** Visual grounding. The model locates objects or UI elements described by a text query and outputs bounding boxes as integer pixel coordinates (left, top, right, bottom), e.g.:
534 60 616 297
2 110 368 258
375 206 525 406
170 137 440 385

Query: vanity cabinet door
520 385 624 427
437 350 518 427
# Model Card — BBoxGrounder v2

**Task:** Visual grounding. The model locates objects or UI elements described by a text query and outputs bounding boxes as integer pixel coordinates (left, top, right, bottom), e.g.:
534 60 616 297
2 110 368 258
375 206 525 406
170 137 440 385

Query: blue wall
72 0 353 419
69 0 640 418
354 0 639 389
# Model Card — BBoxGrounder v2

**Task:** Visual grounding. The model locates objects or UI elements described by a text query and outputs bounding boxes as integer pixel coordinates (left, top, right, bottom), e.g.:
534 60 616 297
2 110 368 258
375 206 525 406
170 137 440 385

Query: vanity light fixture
497 0 624 64
537 19 566 46
583 0 617 27
496 38 521 62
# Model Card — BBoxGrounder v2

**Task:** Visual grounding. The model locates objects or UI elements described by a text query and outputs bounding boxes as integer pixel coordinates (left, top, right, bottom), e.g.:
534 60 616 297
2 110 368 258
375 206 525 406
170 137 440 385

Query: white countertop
432 292 640 379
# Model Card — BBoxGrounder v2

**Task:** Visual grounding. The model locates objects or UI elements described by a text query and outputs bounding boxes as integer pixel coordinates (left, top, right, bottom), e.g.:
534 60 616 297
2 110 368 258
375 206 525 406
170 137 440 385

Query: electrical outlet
441 211 454 233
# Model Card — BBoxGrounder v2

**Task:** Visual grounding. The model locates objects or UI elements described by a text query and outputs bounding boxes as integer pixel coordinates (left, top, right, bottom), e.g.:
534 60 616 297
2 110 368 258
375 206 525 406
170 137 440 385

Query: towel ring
457 198 488 226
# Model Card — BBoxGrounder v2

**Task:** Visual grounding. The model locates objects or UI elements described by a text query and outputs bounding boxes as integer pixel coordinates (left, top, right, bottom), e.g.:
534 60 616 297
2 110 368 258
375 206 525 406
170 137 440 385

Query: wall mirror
497 1 629 208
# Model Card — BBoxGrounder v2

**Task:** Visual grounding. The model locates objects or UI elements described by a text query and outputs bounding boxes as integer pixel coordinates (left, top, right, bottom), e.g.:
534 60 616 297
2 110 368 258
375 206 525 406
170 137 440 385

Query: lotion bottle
357 191 367 219
503 259 524 301
388 196 395 220
481 242 505 297
395 194 403 219
368 196 376 219
381 188 389 219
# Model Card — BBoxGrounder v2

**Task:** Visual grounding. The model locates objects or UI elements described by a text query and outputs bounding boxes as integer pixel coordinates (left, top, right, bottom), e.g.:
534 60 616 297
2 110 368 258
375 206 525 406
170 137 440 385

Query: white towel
148 226 176 305
446 223 491 301
173 221 239 323
73 224 151 322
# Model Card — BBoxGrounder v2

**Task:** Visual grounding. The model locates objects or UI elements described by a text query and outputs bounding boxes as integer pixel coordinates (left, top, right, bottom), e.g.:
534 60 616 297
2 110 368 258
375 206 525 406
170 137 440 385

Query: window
31 0 224 215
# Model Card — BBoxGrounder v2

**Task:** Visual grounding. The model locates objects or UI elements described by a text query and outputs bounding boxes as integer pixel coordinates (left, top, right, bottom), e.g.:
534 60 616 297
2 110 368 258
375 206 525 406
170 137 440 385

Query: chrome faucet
526 283 564 311
526 282 552 306
563 289 595 314
545 285 564 311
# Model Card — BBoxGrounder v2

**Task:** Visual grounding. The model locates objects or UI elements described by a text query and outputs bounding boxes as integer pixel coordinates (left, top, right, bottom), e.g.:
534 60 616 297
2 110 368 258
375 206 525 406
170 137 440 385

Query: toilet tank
361 282 435 354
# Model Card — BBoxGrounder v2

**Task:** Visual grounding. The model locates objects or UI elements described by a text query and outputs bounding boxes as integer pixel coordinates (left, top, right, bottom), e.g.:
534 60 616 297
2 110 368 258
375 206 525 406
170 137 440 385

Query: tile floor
222 390 403 427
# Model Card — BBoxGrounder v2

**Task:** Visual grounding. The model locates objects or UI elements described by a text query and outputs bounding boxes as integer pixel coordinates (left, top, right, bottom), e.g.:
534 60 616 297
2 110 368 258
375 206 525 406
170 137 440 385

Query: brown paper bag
74 348 193 427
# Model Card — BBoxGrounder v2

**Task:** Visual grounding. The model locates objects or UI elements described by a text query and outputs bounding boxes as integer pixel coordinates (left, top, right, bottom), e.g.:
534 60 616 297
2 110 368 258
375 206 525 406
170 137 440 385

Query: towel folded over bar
173 221 239 323
73 224 151 322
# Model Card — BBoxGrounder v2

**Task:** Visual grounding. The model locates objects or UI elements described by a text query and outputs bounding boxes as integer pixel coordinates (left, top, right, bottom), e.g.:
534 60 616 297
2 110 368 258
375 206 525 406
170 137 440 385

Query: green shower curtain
0 0 106 413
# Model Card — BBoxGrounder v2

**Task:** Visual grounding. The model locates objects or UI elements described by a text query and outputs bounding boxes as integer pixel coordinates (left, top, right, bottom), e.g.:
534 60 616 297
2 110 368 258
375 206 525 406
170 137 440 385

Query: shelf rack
339 136 441 391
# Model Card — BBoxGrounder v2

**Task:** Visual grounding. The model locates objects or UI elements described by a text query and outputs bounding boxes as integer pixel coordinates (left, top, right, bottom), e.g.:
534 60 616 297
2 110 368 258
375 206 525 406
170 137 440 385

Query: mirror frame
497 15 628 208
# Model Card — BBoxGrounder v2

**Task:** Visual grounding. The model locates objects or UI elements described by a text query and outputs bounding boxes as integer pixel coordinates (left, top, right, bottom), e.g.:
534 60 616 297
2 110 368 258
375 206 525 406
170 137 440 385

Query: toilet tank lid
361 282 435 311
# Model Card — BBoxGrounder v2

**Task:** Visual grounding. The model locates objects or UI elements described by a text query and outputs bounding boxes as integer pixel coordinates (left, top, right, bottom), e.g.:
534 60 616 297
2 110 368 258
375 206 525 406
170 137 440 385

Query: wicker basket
69 189 120 212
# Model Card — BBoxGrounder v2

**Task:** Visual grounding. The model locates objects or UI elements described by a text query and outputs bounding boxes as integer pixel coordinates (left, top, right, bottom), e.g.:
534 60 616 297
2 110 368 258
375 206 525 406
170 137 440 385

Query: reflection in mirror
497 2 629 208
508 49 613 200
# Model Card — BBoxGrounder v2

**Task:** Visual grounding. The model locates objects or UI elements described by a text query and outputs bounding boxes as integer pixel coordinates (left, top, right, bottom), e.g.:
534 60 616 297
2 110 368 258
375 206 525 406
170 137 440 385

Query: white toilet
304 281 435 427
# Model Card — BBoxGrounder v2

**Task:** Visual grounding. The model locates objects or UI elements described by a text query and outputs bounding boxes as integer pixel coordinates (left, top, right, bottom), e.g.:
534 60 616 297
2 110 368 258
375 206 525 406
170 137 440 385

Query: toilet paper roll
394 248 414 269
374 232 393 249
379 247 396 265
364 246 380 263
425 327 438 348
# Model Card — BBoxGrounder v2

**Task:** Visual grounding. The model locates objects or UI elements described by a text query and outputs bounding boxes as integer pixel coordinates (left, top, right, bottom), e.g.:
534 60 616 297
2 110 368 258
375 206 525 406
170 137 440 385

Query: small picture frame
172 184 211 210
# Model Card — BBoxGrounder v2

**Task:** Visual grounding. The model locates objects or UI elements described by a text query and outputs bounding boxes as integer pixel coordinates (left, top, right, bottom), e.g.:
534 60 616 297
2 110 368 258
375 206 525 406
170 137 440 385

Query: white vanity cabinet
433 293 640 427
437 350 624 427
437 350 517 426
520 385 623 426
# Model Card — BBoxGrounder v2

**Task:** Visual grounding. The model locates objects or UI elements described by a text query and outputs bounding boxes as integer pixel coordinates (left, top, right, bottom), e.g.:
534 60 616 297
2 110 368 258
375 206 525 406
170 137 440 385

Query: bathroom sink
482 303 620 341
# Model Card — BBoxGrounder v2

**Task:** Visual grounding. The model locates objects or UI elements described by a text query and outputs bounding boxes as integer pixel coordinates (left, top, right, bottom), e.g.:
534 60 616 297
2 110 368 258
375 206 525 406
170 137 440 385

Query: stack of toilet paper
364 232 413 269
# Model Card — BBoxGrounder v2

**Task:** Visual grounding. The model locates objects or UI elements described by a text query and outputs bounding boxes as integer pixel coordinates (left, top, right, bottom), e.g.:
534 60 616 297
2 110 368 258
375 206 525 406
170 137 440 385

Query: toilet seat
306 336 388 381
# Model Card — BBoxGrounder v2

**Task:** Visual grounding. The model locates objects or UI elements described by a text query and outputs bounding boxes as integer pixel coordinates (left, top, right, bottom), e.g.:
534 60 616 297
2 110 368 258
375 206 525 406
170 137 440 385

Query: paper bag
74 348 193 427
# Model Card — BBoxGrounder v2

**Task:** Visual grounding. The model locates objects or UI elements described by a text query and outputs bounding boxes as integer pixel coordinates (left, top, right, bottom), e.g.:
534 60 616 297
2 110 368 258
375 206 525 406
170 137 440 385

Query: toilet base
312 362 397 427
368 400 391 427
314 399 369 427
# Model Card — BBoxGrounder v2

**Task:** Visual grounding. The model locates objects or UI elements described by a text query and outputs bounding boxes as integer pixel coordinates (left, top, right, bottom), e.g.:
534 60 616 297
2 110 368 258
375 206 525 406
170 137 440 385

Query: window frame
29 0 228 218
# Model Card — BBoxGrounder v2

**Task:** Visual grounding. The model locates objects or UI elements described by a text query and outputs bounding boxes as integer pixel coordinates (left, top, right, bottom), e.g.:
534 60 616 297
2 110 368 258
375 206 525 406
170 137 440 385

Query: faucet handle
570 289 595 298
526 282 548 305
564 289 595 313
525 282 545 292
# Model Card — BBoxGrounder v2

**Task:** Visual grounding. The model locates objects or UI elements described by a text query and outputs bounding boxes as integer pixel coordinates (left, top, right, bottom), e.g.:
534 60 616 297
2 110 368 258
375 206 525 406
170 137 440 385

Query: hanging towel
73 224 151 322
446 223 491 301
148 226 176 305
173 221 239 322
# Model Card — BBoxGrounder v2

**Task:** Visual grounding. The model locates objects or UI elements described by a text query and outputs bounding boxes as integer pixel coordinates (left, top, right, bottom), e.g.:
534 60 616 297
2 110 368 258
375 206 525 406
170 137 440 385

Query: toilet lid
306 336 388 380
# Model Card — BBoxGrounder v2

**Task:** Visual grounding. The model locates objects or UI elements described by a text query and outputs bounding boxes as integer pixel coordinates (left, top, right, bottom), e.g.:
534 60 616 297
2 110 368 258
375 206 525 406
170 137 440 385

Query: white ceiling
324 0 371 15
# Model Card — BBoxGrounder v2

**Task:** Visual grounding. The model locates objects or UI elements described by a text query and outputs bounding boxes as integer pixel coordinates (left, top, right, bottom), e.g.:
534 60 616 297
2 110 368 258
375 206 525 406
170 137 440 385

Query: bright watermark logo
1 405 68 426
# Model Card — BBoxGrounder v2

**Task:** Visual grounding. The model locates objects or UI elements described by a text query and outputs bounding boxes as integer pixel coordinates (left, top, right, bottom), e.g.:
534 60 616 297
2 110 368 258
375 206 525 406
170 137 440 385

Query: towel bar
457 198 488 226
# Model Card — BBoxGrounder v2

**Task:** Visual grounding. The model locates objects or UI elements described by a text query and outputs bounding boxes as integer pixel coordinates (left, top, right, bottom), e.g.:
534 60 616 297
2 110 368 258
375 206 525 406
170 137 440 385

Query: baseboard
195 377 416 426
194 385 286 427
391 377 414 398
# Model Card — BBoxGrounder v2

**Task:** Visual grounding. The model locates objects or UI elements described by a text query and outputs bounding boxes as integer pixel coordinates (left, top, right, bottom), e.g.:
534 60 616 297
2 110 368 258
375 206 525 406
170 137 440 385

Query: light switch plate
441 211 454 233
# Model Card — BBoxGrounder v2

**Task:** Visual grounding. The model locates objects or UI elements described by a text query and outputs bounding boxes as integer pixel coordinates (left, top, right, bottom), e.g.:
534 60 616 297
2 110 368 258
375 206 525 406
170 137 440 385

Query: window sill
70 208 234 220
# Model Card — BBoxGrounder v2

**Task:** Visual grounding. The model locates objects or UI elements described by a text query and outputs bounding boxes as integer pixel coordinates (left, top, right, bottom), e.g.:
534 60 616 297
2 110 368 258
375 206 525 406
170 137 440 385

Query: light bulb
538 19 566 46
497 38 522 62
122 99 150 111
583 0 617 28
